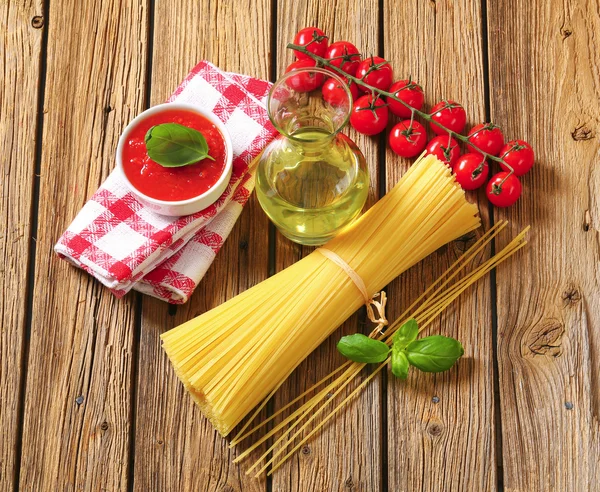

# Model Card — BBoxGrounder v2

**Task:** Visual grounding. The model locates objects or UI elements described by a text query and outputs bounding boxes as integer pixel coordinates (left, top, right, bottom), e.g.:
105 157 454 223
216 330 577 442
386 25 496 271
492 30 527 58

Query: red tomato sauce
122 109 227 201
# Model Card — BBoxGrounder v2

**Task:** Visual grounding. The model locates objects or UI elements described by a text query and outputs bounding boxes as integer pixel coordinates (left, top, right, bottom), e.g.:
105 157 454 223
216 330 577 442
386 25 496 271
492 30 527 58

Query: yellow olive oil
256 128 369 245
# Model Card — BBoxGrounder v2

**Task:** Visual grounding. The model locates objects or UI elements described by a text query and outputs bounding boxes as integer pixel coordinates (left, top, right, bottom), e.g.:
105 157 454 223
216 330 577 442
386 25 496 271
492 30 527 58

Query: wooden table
2 0 599 490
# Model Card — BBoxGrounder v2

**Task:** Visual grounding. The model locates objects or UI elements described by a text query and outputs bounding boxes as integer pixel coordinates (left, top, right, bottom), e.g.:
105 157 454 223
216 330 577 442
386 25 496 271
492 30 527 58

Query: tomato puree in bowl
122 109 227 201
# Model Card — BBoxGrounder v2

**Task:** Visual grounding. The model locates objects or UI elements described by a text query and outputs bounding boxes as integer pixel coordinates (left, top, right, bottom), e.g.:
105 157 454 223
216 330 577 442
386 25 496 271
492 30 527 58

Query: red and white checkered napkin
55 61 277 304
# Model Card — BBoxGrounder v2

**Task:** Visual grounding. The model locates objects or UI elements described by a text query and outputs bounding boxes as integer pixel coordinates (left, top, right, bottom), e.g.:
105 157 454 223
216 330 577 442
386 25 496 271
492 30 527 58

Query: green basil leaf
337 334 390 363
392 318 419 350
391 348 409 379
405 335 464 373
144 123 215 167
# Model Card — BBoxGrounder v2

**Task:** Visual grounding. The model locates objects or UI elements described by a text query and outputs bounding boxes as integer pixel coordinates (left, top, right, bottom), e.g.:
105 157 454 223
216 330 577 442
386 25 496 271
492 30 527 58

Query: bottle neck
284 127 336 152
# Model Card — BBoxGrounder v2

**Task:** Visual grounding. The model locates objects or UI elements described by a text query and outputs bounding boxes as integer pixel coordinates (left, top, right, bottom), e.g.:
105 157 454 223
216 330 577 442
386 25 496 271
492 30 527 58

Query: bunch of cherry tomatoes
286 27 535 208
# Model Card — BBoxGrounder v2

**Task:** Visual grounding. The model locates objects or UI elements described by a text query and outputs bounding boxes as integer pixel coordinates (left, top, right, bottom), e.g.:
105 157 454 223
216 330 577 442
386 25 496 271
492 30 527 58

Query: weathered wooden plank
271 5 382 490
132 1 272 490
18 1 148 489
384 1 496 490
0 1 43 489
488 0 600 489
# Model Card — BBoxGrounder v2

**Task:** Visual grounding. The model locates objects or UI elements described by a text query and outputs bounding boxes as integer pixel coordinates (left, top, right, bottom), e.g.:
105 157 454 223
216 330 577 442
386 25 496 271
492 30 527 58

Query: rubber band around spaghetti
316 247 388 333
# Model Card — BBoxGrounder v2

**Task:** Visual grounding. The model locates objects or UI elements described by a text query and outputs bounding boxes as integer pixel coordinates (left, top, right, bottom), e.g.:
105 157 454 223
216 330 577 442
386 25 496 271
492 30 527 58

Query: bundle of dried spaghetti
161 153 480 436
231 222 529 476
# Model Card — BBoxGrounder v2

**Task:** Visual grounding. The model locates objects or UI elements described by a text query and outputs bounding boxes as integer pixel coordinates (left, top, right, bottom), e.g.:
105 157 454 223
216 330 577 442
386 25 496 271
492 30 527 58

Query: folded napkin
55 61 277 303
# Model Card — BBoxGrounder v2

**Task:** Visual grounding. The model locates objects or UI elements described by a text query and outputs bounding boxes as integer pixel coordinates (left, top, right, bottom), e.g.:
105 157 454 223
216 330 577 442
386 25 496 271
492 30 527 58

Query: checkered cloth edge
55 61 276 303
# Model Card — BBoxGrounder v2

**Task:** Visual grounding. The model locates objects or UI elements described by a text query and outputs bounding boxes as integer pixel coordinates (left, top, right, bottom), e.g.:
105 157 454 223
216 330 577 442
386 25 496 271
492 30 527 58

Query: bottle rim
267 67 352 142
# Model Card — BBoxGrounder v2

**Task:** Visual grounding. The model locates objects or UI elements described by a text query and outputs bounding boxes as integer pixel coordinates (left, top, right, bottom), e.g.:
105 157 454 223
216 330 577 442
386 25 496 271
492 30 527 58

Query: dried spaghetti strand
230 361 352 447
267 363 387 476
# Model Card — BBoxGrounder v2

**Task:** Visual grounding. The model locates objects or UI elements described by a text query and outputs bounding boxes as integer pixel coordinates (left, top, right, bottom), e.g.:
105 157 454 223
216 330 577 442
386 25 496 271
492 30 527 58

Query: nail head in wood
31 16 44 28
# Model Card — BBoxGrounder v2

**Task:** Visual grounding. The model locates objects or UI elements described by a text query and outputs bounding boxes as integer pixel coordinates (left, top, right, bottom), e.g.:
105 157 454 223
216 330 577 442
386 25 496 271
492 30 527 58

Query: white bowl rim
116 102 233 206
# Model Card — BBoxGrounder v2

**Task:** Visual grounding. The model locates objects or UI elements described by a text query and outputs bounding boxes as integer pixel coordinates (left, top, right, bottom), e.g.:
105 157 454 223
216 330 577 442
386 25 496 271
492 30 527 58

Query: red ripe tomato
387 80 425 118
355 56 393 93
486 172 522 207
350 94 389 136
453 153 489 190
322 76 359 105
429 100 467 135
425 135 460 168
466 123 505 156
285 59 325 92
293 27 329 60
499 139 535 176
389 120 427 158
325 41 361 75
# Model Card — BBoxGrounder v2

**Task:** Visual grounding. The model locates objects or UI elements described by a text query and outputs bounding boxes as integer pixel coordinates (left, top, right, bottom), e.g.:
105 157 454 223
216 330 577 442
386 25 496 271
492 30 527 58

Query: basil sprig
337 319 464 379
144 123 215 167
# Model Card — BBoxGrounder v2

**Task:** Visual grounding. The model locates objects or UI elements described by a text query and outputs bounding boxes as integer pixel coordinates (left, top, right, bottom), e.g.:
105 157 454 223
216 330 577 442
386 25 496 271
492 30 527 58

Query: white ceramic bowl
116 102 233 216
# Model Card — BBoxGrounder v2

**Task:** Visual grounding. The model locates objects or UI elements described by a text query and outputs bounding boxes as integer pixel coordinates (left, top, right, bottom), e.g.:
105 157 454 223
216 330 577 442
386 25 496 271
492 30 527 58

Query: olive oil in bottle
256 127 368 245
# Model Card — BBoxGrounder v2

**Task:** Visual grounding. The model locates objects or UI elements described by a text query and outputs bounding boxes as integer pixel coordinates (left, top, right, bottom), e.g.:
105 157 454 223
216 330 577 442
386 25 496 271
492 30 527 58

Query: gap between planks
14 0 51 489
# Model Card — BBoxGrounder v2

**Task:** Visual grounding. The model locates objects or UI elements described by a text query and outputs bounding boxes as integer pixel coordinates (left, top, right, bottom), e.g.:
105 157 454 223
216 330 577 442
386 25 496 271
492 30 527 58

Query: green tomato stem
286 42 515 177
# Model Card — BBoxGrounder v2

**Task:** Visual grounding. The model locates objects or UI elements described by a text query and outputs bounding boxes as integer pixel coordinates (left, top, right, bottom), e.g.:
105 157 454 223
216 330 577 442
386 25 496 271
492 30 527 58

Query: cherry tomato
453 153 489 190
389 120 427 158
322 76 359 105
350 94 389 136
355 56 393 93
425 135 460 168
466 123 505 156
285 59 324 92
499 139 534 176
293 27 329 60
429 100 467 135
325 41 361 75
387 80 425 118
486 172 522 207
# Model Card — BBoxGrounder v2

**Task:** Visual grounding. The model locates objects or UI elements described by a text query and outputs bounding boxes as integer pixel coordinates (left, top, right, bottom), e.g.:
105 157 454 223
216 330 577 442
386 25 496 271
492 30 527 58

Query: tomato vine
286 42 516 183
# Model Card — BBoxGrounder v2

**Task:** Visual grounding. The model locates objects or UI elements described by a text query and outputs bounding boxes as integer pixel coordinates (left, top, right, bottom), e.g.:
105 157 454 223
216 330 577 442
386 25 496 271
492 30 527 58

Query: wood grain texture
271 4 382 490
488 0 600 489
4 0 600 489
18 1 147 489
132 1 272 490
384 1 496 490
0 1 43 489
